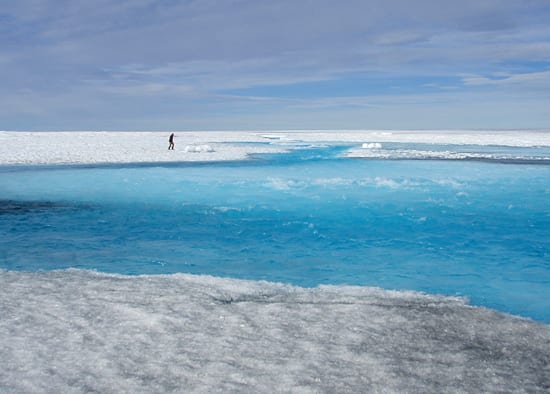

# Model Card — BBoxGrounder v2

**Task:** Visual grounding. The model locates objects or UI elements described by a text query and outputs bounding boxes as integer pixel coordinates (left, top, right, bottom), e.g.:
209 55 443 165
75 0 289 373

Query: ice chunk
184 144 214 153
362 142 382 149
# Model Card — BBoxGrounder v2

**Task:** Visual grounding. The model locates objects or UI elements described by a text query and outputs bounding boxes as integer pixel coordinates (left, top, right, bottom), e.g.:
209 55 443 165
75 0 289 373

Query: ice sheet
2 130 549 392
0 131 281 166
1 130 549 166
1 270 548 393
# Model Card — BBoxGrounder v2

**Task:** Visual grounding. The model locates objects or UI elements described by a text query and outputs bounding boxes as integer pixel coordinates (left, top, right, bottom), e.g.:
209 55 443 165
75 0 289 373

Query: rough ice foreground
1 130 549 166
1 270 548 393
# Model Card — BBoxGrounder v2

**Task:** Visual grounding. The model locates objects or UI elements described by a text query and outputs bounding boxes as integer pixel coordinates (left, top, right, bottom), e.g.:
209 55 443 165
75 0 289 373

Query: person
168 133 175 150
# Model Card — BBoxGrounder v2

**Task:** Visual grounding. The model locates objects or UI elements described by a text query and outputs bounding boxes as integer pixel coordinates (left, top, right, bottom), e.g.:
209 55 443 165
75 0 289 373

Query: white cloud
95 82 196 97
462 70 550 89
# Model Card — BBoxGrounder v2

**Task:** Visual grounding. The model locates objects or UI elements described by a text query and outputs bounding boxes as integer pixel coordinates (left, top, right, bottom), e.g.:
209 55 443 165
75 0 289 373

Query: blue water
1 144 549 322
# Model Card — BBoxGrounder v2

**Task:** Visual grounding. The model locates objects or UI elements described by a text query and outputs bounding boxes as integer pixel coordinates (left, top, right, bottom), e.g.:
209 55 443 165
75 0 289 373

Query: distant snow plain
1 129 549 166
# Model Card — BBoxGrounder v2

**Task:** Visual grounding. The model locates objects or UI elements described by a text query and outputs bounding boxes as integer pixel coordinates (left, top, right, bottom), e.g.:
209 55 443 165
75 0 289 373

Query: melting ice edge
1 269 548 393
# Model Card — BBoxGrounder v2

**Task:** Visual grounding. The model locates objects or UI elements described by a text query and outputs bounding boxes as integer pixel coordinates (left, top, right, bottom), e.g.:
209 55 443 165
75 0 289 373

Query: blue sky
1 0 550 131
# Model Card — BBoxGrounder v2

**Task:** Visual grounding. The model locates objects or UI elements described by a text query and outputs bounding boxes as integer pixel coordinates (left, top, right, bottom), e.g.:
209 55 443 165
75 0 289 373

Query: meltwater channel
1 144 549 322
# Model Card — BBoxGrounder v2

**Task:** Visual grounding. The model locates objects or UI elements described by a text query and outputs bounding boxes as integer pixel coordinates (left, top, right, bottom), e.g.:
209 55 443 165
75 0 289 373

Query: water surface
1 143 549 322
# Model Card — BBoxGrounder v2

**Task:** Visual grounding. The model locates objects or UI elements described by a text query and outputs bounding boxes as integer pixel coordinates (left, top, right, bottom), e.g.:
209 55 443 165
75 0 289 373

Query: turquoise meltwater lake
1 144 549 322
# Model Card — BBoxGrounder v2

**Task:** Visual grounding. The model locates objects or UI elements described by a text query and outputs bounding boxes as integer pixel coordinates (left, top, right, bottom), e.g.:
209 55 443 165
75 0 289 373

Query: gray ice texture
1 269 549 393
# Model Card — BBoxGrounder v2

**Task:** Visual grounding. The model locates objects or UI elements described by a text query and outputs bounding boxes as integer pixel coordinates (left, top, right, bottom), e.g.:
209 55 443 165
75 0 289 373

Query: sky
1 0 550 131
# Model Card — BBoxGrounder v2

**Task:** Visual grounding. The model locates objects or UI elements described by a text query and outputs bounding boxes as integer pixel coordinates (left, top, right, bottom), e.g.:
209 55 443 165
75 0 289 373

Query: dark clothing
168 133 175 150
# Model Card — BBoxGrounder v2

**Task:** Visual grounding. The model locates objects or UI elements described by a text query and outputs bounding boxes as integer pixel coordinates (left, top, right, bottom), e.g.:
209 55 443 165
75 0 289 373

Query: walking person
168 133 175 150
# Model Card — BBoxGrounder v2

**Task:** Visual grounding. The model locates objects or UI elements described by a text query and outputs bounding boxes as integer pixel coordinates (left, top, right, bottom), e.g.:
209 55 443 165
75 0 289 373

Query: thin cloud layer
1 0 549 130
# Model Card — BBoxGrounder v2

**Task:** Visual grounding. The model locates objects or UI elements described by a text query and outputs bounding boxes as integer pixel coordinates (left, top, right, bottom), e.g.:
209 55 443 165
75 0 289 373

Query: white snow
0 131 281 166
1 130 549 166
362 142 383 149
346 148 550 161
184 144 214 153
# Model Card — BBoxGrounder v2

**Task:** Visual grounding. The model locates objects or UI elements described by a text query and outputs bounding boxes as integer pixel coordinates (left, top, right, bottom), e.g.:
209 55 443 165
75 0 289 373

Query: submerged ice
1 269 549 393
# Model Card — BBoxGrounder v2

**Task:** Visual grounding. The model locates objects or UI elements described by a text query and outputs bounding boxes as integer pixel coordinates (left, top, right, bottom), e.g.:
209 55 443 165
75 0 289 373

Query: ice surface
0 131 282 166
1 270 549 393
1 130 549 166
184 144 214 153
346 147 550 161
362 142 383 149
1 130 549 392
